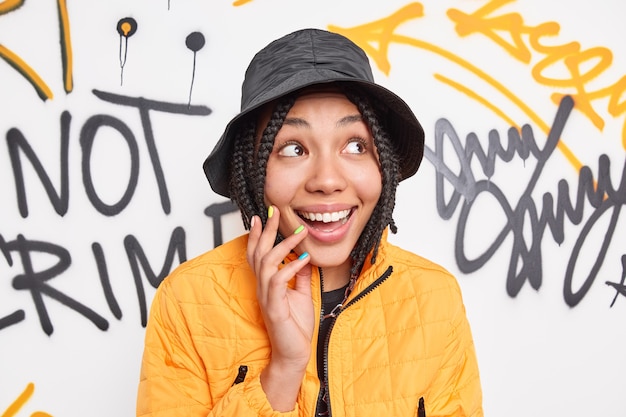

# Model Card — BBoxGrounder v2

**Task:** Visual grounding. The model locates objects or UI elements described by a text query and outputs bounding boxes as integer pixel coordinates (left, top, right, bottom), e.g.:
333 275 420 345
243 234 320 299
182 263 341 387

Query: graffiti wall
1 1 624 416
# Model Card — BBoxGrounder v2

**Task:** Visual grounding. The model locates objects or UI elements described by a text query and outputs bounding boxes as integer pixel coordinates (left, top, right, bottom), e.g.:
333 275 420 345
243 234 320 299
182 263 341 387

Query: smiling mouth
297 209 352 225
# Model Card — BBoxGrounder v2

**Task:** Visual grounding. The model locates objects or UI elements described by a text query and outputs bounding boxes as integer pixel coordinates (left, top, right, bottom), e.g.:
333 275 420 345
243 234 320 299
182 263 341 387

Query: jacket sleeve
427 279 483 417
136 277 300 417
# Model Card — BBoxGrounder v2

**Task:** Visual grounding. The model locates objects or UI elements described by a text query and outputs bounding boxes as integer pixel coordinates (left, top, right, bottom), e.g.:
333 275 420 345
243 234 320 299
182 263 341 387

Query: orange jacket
137 233 482 417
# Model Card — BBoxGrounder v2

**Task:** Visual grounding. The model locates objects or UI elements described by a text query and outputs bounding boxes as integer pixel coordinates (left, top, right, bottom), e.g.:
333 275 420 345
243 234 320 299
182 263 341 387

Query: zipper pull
232 365 248 386
322 303 343 321
417 397 426 417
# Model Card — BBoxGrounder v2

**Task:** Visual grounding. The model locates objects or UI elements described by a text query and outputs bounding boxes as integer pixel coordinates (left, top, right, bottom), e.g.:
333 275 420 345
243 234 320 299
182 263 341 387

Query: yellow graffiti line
449 0 626 148
448 0 533 63
0 45 53 100
330 3 425 76
330 19 584 172
0 383 53 417
57 0 73 93
551 74 626 150
232 0 253 5
1 383 33 417
434 73 520 130
530 34 612 131
0 0 24 14
403 35 583 171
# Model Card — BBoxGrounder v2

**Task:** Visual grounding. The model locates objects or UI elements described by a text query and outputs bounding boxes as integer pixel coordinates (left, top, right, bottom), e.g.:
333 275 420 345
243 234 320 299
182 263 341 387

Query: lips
296 208 354 236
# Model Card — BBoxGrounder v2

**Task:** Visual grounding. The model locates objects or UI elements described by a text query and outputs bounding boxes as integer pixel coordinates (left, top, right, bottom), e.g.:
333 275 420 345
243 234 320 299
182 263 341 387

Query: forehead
256 86 360 134
286 91 357 115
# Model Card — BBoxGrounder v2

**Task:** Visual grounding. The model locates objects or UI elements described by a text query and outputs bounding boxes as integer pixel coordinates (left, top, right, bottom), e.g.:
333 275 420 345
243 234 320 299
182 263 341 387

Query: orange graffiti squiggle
0 0 73 99
434 73 519 130
329 3 584 171
0 0 24 14
0 383 52 417
0 45 54 100
56 0 73 93
448 0 626 149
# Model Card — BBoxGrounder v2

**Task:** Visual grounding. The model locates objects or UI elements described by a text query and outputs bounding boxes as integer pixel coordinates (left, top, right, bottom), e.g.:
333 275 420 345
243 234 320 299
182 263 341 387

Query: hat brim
203 69 424 198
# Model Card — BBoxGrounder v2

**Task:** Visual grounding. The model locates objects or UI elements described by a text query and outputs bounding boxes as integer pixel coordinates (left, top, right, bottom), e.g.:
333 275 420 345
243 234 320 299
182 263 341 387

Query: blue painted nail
298 251 309 260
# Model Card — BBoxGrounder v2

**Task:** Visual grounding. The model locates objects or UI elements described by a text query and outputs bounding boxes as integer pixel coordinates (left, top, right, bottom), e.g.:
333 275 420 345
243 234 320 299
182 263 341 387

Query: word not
426 96 625 306
6 90 211 218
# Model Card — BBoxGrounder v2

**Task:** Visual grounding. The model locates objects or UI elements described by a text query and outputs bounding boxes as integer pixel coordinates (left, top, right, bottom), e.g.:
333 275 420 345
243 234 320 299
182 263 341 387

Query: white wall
1 1 624 416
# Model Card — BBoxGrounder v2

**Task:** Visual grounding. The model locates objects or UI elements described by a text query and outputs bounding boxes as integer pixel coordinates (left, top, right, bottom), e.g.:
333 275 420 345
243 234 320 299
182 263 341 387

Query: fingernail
294 225 304 235
250 216 256 228
298 251 309 260
267 206 274 218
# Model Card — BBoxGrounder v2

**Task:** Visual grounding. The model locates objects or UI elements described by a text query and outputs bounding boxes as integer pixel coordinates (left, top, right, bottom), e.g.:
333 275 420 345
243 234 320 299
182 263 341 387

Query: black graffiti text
1 92 244 335
425 96 626 306
6 90 211 217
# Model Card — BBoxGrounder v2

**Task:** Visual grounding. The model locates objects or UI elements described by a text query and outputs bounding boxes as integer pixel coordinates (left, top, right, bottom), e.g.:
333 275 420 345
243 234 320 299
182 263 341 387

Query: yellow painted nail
294 225 304 235
267 206 274 218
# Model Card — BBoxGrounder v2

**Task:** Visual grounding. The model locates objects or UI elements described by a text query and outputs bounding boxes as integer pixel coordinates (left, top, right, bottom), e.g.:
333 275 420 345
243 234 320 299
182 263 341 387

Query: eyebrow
282 114 363 128
282 117 309 127
336 114 363 127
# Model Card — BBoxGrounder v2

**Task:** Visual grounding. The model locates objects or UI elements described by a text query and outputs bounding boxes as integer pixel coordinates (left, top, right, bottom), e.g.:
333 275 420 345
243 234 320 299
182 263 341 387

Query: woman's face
262 90 382 273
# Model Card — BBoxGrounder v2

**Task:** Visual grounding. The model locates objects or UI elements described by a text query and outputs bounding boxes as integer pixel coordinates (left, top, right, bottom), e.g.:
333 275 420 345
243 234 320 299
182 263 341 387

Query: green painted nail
294 225 304 235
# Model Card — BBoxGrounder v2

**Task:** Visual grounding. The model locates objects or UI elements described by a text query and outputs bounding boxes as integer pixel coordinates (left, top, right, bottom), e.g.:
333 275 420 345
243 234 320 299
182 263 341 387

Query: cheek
263 164 296 206
355 163 383 202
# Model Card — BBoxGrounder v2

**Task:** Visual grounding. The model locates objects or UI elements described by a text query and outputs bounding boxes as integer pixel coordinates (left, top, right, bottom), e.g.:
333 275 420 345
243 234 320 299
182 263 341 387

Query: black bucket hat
203 28 424 198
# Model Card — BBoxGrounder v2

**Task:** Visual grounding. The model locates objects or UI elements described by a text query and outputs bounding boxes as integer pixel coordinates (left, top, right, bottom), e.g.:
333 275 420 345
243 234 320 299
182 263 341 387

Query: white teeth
300 209 350 223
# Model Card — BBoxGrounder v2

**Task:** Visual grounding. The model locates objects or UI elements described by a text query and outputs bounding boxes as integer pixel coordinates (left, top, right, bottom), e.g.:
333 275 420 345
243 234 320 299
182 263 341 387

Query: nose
305 155 348 194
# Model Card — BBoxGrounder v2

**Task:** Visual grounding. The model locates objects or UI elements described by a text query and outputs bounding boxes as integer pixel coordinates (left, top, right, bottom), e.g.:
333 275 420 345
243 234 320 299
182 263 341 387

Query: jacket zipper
318 265 393 417
315 267 328 416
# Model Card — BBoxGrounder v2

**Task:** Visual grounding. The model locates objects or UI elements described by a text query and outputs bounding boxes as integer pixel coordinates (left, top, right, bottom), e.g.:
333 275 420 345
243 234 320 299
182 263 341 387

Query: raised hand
247 206 314 411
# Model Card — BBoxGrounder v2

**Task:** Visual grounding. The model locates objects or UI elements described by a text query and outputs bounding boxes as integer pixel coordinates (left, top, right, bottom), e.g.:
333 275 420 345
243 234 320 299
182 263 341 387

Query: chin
306 247 353 269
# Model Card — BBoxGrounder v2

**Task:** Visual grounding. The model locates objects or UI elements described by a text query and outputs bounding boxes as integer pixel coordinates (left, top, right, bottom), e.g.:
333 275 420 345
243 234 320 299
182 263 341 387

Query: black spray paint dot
117 17 138 38
186 32 205 52
117 17 138 86
186 32 205 107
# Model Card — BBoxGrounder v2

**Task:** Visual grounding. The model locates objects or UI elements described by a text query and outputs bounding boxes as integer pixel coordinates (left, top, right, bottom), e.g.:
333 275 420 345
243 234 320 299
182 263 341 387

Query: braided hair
229 84 400 277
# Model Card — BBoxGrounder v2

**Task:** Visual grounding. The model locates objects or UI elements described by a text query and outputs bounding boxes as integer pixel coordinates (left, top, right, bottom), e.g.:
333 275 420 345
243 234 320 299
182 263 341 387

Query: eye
277 142 305 157
344 138 367 154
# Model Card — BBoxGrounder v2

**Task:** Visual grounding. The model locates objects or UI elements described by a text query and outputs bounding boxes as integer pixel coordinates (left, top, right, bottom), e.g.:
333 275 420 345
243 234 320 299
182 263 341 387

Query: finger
252 205 281 268
266 249 311 290
258 221 308 274
292 253 312 295
256 227 309 303
262 252 312 321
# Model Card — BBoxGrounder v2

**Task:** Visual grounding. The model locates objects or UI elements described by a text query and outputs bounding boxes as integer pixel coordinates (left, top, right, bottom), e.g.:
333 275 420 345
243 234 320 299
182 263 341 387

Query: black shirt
315 284 349 416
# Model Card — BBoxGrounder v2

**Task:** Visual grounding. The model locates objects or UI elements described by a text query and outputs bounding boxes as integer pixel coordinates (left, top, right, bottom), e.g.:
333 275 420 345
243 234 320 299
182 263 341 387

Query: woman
137 28 482 417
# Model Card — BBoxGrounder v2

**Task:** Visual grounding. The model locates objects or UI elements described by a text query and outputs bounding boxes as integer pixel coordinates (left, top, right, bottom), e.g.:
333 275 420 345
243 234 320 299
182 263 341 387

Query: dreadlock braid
229 96 296 229
342 86 401 277
229 120 257 228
